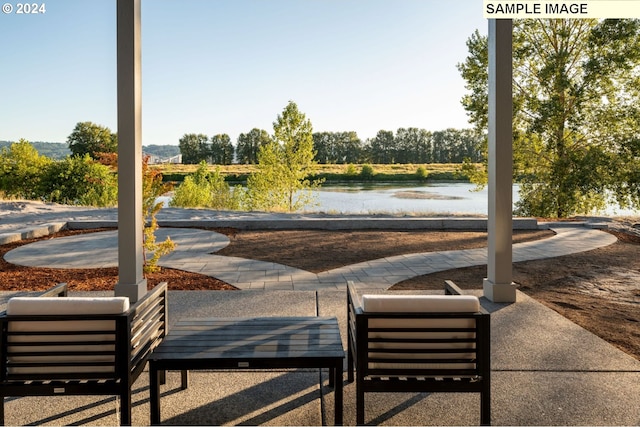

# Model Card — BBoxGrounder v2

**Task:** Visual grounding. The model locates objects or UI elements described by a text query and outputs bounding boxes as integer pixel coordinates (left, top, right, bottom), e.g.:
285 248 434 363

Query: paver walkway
4 225 618 290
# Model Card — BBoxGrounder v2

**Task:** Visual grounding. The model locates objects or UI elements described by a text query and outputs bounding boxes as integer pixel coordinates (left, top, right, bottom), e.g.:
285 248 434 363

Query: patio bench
0 282 168 425
347 280 491 425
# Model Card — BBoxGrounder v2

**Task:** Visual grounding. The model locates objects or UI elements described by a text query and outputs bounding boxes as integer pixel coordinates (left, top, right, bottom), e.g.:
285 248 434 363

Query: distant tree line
178 127 483 165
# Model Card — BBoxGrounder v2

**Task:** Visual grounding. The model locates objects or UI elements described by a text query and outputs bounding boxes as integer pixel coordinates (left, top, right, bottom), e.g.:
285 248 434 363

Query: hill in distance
0 141 180 160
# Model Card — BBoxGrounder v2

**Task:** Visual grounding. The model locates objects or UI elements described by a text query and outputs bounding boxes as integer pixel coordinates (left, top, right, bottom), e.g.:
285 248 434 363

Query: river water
311 183 637 216
308 183 498 215
161 182 638 216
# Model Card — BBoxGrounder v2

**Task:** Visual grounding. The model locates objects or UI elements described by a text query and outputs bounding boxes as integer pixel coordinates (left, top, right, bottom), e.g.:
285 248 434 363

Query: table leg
334 362 343 426
181 370 189 390
150 364 161 425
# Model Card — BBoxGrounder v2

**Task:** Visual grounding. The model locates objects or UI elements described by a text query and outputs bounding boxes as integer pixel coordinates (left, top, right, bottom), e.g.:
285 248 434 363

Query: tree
313 131 363 164
141 156 175 273
0 139 51 199
431 128 482 163
395 128 432 163
458 19 640 217
334 131 363 164
366 130 396 163
178 133 209 164
209 134 234 164
312 132 335 164
67 122 117 159
246 101 322 212
236 128 271 164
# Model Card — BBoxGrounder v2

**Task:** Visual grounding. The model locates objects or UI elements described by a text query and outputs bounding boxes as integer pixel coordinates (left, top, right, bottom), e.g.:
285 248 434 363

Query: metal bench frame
0 282 168 425
347 280 491 425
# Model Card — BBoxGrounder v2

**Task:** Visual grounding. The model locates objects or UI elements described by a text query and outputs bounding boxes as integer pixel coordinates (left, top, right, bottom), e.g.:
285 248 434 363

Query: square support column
483 19 516 303
115 0 146 302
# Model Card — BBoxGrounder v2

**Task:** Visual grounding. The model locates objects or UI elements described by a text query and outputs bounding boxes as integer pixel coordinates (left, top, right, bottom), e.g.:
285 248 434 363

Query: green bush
170 175 212 207
41 155 118 206
0 140 51 199
170 161 243 209
415 166 428 180
359 164 375 180
344 164 358 176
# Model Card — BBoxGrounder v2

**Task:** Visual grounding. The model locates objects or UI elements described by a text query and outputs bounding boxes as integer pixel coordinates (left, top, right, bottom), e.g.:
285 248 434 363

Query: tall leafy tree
395 128 432 163
247 101 322 212
432 128 482 163
366 130 396 163
313 131 364 164
67 122 117 159
459 19 640 217
334 131 364 164
312 132 335 164
209 134 234 164
178 133 209 164
236 128 272 164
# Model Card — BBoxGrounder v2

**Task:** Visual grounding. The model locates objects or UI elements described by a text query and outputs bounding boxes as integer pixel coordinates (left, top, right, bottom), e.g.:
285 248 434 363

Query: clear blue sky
0 0 487 146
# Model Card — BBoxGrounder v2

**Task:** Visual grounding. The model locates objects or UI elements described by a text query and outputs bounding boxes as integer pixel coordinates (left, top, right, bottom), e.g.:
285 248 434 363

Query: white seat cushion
6 296 129 315
362 294 479 313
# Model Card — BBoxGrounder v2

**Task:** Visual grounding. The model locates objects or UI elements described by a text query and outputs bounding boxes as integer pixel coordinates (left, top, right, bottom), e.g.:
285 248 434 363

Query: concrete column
115 0 146 302
483 19 516 303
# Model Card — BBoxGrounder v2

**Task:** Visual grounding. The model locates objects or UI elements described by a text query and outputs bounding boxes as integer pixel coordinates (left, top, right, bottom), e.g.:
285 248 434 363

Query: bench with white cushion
347 280 491 425
0 282 168 426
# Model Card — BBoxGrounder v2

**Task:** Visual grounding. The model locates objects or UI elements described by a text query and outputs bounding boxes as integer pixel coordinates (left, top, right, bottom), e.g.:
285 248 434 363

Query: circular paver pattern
4 228 230 268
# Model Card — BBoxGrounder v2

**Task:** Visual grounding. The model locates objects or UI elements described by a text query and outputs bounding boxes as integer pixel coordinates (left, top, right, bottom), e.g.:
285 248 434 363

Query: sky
0 0 487 146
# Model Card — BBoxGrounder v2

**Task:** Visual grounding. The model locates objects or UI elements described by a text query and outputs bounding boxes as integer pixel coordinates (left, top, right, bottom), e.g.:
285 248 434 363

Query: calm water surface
162 182 637 216
309 182 513 215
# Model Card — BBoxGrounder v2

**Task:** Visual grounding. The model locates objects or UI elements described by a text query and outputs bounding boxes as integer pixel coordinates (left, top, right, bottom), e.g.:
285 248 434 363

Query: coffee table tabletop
149 316 345 425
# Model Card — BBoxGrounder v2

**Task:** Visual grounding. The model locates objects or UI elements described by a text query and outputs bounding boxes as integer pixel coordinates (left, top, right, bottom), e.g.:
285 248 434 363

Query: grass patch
155 163 472 184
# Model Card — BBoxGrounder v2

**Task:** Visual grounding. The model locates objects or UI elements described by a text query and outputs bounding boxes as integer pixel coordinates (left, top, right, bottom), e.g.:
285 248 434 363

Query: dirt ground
1 227 638 361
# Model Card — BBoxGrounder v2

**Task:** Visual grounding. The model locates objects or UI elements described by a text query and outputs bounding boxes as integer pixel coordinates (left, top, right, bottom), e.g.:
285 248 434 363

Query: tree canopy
67 122 117 159
209 134 234 165
236 128 272 164
459 19 640 218
178 133 210 164
247 101 322 212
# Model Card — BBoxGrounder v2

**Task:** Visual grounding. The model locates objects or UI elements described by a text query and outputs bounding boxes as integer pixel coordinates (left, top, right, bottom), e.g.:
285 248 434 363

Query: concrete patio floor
0 289 638 426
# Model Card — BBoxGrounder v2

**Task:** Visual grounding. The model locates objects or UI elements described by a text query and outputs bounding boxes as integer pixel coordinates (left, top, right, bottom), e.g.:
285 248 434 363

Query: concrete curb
1 217 542 246
63 217 541 231
0 222 67 245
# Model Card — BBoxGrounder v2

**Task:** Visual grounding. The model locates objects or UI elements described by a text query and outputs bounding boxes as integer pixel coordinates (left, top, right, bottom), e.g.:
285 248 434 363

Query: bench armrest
347 281 363 314
38 283 68 298
127 282 168 379
444 280 464 295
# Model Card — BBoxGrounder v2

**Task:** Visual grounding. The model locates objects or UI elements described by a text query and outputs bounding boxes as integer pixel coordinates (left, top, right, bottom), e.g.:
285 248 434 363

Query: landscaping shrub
41 155 118 206
359 164 375 180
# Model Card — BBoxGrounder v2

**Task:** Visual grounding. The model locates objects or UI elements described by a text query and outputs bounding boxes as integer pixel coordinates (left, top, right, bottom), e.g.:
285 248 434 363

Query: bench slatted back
362 312 484 378
2 314 126 381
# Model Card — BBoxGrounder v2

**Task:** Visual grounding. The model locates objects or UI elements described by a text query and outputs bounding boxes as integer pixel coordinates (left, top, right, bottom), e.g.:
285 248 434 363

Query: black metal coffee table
149 316 345 425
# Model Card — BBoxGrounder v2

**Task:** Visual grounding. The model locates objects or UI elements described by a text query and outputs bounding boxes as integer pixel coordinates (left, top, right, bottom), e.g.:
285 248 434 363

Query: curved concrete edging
2 220 618 292
169 226 615 291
